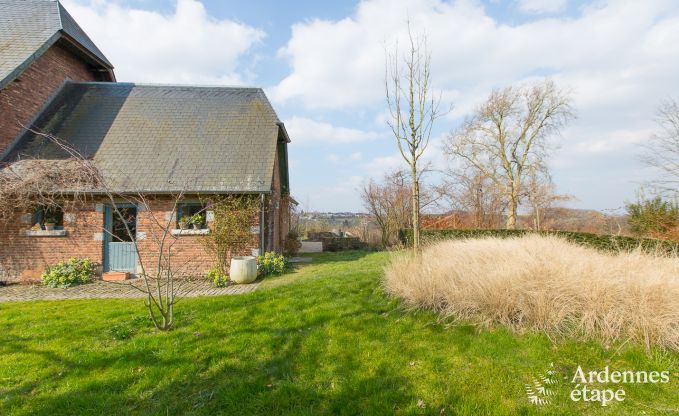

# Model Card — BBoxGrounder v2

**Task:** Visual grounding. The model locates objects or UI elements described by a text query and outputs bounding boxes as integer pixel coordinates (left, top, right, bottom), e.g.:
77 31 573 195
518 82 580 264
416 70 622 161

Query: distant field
1 251 677 415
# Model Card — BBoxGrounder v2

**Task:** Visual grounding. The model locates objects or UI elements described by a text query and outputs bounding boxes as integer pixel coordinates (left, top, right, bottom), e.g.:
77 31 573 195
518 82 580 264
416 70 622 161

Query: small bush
41 257 95 288
207 267 229 287
626 196 679 239
399 228 679 255
257 252 288 276
283 230 302 256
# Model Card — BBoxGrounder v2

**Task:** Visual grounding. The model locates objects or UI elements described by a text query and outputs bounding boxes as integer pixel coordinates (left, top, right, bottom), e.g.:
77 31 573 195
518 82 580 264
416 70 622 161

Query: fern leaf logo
526 363 559 406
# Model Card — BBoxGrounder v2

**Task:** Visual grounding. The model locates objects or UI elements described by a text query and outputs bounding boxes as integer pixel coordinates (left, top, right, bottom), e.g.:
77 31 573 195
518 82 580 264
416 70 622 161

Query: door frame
103 203 139 273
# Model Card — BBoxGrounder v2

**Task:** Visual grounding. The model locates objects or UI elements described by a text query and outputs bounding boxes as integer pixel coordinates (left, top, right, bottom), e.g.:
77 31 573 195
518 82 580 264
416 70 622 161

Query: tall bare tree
385 24 443 250
644 99 679 193
444 80 574 229
523 167 573 230
361 171 411 248
436 166 505 229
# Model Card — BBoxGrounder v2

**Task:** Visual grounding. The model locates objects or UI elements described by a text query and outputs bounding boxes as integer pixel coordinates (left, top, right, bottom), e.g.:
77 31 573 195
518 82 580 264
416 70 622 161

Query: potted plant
189 213 205 230
44 215 57 231
178 215 190 230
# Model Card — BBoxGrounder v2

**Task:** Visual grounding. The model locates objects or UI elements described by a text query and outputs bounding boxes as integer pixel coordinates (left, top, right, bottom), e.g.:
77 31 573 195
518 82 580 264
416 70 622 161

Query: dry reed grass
384 235 679 351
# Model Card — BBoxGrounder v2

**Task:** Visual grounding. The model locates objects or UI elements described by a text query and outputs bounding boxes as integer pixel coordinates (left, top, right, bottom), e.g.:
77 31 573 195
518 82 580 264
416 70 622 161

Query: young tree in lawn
385 24 443 251
444 80 574 229
4 129 197 330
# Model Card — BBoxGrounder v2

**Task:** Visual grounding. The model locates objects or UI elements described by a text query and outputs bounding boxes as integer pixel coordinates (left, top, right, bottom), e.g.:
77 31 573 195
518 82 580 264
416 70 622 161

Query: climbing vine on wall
201 195 260 274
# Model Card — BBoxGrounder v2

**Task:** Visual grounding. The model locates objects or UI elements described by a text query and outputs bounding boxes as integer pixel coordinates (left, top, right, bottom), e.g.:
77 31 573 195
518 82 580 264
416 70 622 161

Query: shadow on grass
0 306 423 415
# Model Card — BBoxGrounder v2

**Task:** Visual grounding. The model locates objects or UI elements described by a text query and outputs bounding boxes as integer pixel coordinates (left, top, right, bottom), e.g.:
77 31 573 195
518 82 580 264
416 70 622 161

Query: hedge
398 228 679 256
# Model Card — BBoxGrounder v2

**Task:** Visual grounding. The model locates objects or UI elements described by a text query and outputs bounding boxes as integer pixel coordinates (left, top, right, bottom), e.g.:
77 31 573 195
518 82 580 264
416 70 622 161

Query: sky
60 0 679 213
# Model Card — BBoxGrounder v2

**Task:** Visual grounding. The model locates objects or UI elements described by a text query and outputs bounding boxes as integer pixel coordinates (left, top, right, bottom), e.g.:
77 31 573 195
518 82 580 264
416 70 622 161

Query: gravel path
0 279 259 302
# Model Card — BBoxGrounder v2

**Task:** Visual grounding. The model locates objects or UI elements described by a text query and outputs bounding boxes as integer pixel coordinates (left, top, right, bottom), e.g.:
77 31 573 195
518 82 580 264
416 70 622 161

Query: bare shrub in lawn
384 235 679 351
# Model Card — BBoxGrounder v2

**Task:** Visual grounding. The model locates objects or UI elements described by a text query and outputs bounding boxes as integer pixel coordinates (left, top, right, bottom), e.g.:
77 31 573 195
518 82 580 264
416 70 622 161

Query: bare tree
360 171 411 248
523 167 574 231
444 80 574 229
2 130 199 330
436 166 505 229
385 23 443 250
644 99 679 193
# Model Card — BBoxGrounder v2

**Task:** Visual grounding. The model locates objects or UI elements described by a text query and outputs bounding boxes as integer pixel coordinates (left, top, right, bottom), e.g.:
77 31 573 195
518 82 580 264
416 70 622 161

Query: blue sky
62 0 679 212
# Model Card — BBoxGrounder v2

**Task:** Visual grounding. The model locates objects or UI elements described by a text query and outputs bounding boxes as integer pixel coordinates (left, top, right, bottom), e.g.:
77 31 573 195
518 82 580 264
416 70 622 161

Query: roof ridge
69 81 266 90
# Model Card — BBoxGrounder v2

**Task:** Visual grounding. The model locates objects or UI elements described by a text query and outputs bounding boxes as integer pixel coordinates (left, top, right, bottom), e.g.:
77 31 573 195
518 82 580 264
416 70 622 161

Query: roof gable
0 0 113 89
5 82 284 194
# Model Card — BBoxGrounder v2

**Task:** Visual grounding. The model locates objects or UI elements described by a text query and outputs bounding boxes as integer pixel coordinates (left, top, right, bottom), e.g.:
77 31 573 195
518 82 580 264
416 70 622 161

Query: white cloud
61 0 264 84
273 0 679 117
573 128 651 154
517 0 568 14
284 116 384 145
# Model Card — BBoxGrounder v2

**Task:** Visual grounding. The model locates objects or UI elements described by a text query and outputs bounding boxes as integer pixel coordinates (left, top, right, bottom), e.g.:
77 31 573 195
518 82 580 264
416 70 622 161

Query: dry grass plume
384 235 679 351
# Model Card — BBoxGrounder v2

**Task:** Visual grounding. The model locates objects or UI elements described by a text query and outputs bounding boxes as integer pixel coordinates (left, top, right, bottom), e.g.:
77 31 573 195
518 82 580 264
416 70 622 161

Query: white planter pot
230 256 257 284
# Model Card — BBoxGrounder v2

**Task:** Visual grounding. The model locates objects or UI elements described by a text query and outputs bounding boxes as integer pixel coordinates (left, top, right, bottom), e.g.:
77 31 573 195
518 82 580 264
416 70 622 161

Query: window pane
111 207 136 242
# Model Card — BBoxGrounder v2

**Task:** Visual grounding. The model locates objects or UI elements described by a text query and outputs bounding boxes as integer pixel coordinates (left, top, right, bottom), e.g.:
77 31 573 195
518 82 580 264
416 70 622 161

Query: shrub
399 228 679 256
283 230 302 256
626 196 679 239
41 257 95 288
207 267 229 287
257 252 288 276
385 235 679 351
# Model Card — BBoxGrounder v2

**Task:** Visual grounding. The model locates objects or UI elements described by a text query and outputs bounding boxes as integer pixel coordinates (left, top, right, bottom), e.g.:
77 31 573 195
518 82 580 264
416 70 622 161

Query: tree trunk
411 162 420 251
506 194 518 230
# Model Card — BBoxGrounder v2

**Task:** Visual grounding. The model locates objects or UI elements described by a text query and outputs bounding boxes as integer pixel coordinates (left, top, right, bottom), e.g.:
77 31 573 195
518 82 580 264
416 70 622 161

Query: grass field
0 251 677 415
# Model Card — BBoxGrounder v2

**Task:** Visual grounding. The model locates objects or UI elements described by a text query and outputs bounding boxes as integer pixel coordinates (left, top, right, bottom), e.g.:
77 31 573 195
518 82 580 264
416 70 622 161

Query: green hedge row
398 228 679 255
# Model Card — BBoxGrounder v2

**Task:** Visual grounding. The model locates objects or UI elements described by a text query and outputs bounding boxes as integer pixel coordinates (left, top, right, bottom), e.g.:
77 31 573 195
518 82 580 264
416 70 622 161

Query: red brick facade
0 40 111 155
0 146 290 283
0 33 291 283
0 196 268 283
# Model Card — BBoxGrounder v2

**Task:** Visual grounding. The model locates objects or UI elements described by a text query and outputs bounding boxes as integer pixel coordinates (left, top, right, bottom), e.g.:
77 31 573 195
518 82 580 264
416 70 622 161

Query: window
177 203 206 228
111 207 137 242
32 206 64 230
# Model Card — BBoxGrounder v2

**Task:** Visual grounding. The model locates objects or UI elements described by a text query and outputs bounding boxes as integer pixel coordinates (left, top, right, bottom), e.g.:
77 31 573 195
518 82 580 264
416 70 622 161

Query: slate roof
0 0 113 89
4 82 285 194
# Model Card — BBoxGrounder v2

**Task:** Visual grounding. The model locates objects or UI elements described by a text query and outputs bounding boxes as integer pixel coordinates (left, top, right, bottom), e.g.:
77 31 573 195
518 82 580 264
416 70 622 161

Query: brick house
0 1 293 282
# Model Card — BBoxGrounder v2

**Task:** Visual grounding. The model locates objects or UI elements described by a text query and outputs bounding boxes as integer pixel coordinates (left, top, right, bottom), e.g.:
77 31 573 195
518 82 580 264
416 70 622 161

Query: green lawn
0 251 677 415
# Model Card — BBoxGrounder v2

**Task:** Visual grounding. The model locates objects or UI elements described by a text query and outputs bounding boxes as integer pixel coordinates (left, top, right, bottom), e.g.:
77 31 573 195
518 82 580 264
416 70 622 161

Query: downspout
268 196 275 252
260 194 265 255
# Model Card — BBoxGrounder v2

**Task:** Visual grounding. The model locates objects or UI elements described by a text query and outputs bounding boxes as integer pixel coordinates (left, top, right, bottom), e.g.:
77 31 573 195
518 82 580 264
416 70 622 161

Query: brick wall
134 197 260 278
0 200 104 282
265 146 291 253
0 197 261 283
0 40 108 155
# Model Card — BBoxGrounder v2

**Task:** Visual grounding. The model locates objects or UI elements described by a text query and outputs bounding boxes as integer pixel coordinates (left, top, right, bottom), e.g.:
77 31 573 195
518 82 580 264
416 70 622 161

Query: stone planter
192 223 201 230
44 223 55 231
230 256 257 284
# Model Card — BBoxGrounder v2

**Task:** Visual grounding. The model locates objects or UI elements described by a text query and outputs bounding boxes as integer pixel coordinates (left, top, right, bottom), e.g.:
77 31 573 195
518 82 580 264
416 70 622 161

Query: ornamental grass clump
384 235 679 351
41 257 95 288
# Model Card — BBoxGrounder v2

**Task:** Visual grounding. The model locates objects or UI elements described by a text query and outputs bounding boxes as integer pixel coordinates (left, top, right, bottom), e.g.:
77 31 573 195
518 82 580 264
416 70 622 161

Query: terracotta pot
230 256 257 284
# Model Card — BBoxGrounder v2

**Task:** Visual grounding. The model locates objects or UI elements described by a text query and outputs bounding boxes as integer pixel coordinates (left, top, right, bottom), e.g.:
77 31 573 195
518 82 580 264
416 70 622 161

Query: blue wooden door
104 205 138 272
